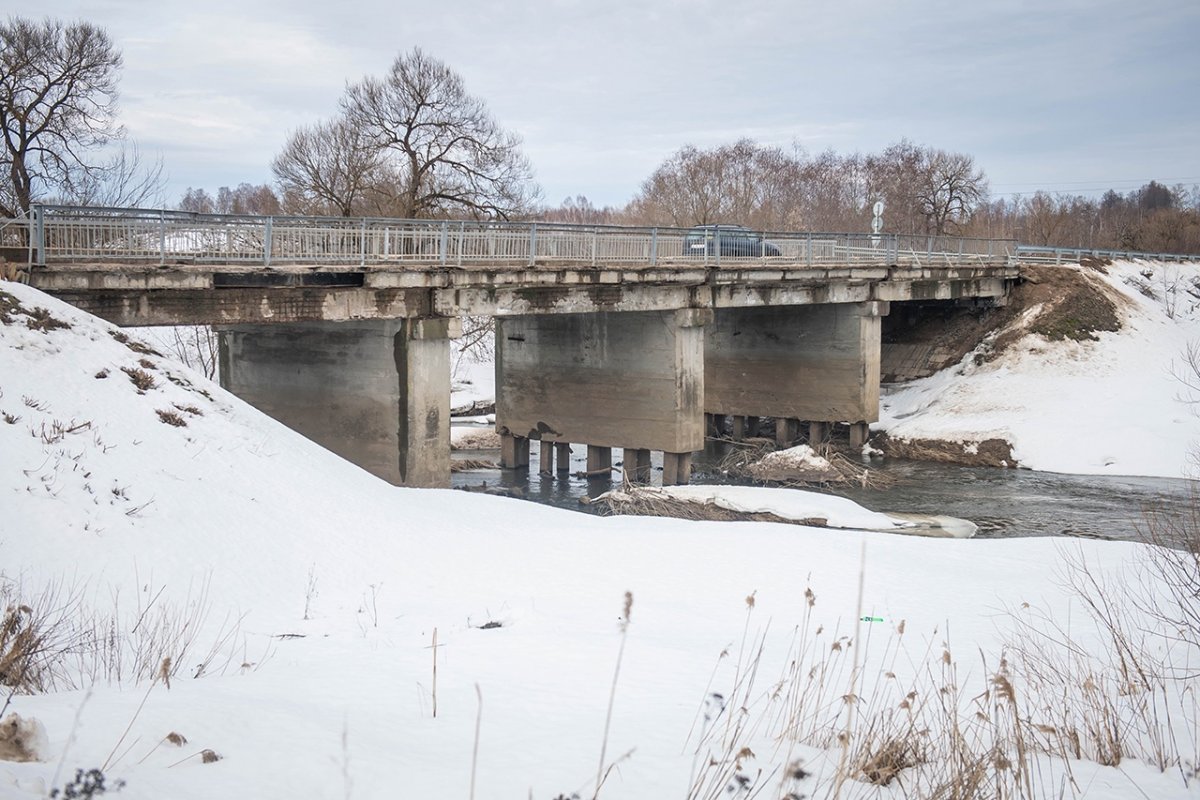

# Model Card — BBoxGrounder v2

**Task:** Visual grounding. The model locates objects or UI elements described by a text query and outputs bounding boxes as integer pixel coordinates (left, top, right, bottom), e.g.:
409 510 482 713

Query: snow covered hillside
0 281 1197 799
878 260 1200 479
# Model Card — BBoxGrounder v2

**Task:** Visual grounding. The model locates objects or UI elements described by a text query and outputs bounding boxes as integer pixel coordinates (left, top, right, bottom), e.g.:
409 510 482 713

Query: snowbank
0 281 1194 800
879 260 1200 479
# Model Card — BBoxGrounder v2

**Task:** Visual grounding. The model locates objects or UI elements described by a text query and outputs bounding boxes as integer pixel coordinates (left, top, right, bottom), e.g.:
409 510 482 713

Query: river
451 434 1196 543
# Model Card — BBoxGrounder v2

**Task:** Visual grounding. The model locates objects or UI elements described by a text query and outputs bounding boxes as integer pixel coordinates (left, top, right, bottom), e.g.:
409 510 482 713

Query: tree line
3 16 1198 255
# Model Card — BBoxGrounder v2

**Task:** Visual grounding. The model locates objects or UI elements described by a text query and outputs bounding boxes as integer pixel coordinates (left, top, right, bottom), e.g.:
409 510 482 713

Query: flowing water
450 432 1195 542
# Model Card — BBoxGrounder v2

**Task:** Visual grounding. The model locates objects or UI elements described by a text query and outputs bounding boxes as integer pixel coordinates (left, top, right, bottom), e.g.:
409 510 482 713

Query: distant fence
18 205 1014 270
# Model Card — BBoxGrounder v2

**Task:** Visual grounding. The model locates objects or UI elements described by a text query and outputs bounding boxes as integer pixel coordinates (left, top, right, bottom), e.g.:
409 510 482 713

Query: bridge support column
706 302 887 432
849 421 870 449
776 418 799 447
586 445 612 477
555 443 572 474
217 317 458 488
622 448 652 484
731 416 746 440
496 309 708 484
663 452 693 485
501 433 531 469
808 421 829 445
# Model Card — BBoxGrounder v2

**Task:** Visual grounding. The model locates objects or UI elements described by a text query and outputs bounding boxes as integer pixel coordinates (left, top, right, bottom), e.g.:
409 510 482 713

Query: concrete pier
501 433 531 469
622 448 652 484
218 317 458 487
662 452 692 485
776 418 799 447
586 445 613 476
555 442 572 474
808 421 829 445
495 309 708 482
849 421 871 448
706 302 887 430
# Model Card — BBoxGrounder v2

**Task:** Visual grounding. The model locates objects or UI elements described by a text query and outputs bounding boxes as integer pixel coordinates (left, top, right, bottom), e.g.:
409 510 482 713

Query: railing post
158 210 166 267
457 221 465 266
650 228 658 266
440 221 449 265
714 225 721 268
925 235 933 265
360 218 367 266
806 232 812 267
529 224 537 267
32 205 45 266
263 216 273 267
591 227 598 266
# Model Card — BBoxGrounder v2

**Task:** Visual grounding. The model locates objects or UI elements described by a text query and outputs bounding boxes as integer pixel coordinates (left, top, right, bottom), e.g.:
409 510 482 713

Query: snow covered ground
878 260 1200 480
0 276 1197 799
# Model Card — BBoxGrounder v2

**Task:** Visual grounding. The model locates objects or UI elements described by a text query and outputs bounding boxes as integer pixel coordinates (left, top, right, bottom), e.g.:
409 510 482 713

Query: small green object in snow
861 616 884 622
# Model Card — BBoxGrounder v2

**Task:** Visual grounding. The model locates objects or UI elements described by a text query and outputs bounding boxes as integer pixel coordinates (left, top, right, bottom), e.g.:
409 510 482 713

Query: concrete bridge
11 205 1020 487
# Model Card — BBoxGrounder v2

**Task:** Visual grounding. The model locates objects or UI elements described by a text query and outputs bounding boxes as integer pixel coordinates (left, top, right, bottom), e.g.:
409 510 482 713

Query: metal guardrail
19 205 1016 271
1014 244 1198 265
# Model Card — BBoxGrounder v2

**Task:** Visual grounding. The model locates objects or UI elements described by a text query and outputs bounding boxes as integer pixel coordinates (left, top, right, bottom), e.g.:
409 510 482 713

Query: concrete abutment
218 317 459 488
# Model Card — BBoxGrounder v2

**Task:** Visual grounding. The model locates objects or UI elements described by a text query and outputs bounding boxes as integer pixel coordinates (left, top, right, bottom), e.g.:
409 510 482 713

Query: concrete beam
45 287 431 327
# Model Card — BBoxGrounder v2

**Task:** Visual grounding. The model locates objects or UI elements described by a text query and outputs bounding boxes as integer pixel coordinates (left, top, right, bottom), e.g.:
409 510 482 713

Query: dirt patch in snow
998 265 1123 347
875 433 1018 468
882 265 1127 381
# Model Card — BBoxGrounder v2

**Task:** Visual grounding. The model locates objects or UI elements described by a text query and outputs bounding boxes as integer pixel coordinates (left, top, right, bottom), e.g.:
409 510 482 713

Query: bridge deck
7 205 1021 325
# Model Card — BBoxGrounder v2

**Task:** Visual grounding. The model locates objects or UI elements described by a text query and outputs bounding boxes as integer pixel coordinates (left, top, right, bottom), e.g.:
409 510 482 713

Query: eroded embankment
876 262 1128 467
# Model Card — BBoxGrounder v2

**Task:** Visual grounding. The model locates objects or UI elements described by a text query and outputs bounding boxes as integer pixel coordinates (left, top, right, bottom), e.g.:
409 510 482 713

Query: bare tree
178 187 215 214
63 141 164 208
537 195 621 225
340 48 538 220
866 140 987 235
0 17 124 216
629 139 806 229
916 149 987 235
272 116 383 217
178 183 281 216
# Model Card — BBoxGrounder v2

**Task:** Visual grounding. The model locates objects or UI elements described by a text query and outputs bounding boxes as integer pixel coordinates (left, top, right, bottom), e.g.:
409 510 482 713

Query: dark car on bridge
683 225 782 258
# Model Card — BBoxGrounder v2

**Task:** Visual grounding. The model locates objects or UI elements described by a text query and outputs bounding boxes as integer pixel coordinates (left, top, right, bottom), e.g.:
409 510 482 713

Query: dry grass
24 306 70 332
586 489 829 527
1 573 245 693
109 329 162 357
677 552 1199 800
714 438 894 490
450 458 499 472
156 409 188 427
121 366 156 393
0 581 85 693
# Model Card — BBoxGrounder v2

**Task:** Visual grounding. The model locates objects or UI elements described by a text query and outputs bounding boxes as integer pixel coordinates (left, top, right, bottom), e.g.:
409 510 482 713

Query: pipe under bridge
8 205 1021 487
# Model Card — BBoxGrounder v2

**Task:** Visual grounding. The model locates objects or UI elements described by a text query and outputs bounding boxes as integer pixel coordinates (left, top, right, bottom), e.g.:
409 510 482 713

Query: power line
990 177 1200 196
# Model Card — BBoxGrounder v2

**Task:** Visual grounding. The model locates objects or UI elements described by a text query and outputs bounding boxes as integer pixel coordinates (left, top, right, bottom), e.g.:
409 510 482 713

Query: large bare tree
340 48 538 220
272 116 383 217
0 17 124 217
866 140 987 235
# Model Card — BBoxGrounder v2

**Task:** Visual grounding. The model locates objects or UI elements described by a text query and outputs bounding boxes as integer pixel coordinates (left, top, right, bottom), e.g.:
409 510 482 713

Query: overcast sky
30 0 1200 209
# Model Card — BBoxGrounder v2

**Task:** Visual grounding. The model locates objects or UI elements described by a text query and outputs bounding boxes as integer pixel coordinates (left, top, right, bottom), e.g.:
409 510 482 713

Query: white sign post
870 200 884 248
